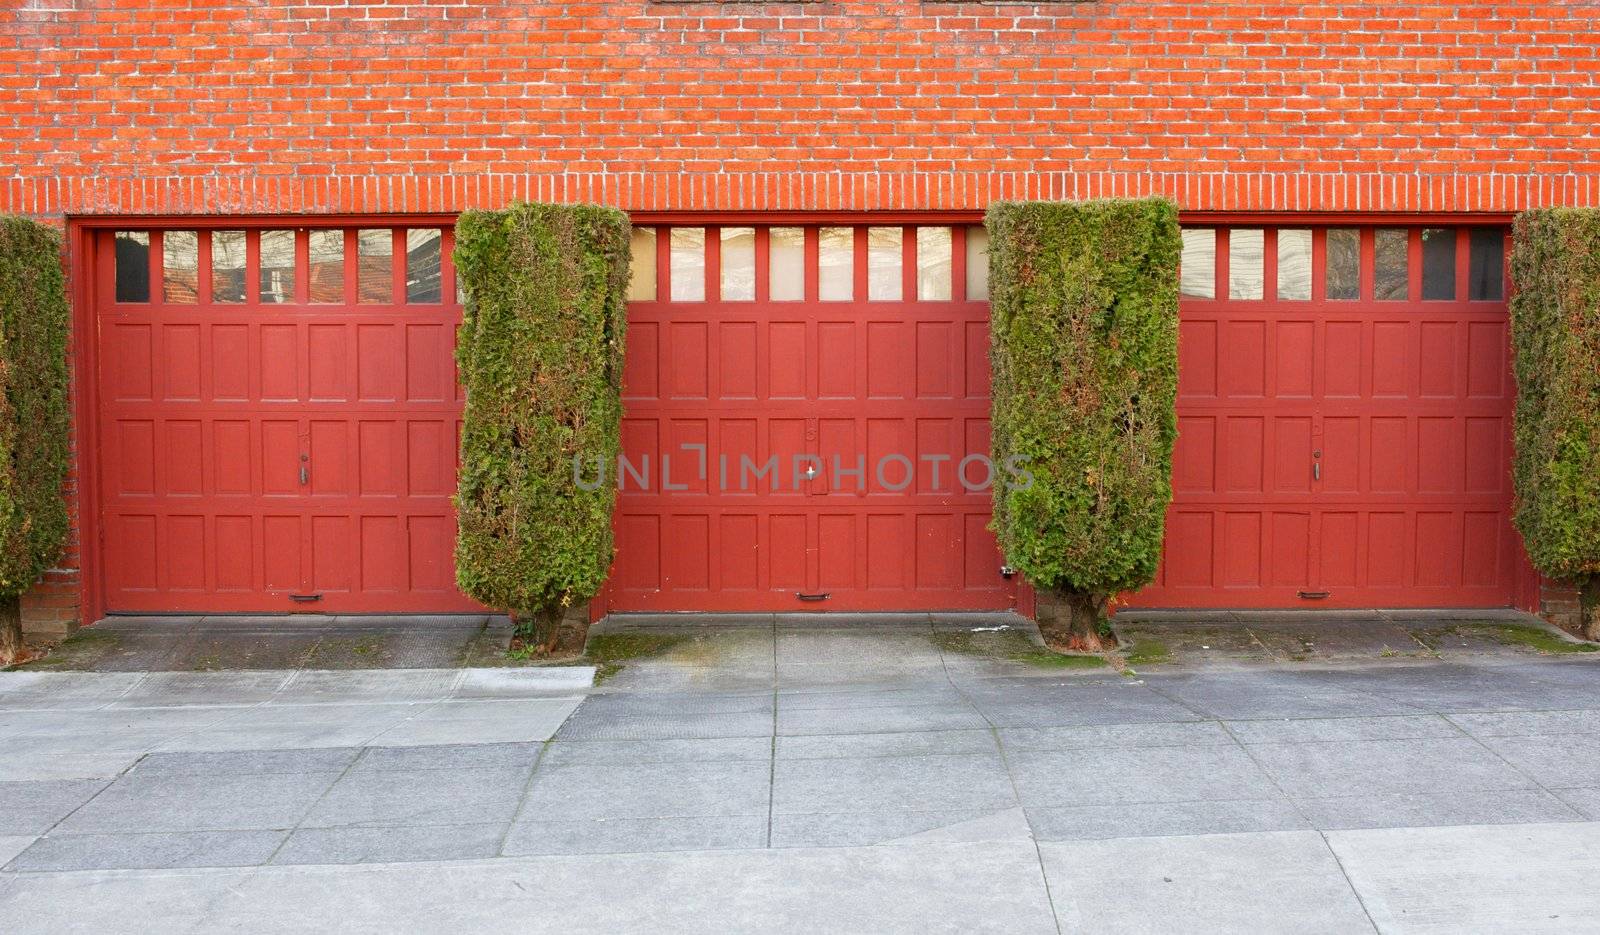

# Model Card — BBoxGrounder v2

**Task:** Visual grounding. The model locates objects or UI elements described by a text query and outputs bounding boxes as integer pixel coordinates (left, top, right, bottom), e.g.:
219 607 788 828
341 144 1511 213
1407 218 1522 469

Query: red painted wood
94 226 482 614
608 224 1016 613
1130 223 1520 610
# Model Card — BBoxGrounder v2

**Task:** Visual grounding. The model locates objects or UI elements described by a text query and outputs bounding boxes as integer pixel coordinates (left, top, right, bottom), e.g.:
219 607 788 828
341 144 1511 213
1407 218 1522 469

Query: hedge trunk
1509 209 1600 638
0 217 72 665
986 199 1181 653
453 204 630 651
0 595 20 663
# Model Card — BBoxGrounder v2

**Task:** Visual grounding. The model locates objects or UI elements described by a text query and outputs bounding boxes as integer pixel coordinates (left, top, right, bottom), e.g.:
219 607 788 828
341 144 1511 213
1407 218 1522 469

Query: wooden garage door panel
608 225 1015 613
1131 225 1518 609
97 226 481 614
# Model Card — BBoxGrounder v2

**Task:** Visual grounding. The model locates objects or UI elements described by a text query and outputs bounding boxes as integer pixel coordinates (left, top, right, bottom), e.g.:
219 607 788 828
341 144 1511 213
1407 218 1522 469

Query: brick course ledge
6 172 1596 221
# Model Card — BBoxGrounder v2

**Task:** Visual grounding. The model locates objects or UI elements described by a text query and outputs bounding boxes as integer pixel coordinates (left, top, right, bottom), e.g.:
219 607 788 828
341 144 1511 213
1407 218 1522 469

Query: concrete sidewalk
6 621 1600 932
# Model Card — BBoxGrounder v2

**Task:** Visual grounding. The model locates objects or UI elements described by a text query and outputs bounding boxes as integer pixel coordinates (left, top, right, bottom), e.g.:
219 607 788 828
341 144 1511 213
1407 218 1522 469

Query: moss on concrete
1420 624 1593 653
932 629 1109 670
1121 638 1172 668
16 626 121 669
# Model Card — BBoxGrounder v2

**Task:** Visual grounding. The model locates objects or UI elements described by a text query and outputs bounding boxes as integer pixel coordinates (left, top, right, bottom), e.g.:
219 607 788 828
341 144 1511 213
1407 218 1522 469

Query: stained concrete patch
273 823 506 866
21 615 504 674
1326 821 1600 934
0 780 110 835
1294 789 1583 831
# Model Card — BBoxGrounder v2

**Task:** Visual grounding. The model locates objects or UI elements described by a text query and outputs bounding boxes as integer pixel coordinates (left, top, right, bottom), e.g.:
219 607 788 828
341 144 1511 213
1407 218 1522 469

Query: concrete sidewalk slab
1040 830 1376 934
1326 822 1600 933
0 841 1063 935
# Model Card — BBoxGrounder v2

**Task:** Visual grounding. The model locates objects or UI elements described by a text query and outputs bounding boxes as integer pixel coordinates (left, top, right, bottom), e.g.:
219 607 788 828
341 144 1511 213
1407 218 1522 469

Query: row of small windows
115 224 1506 308
627 226 992 303
1179 227 1505 303
114 228 444 305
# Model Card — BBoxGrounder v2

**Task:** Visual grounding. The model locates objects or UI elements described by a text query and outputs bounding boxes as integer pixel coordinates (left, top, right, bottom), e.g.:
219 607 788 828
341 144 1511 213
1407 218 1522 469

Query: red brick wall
3 0 1595 630
2 0 1597 218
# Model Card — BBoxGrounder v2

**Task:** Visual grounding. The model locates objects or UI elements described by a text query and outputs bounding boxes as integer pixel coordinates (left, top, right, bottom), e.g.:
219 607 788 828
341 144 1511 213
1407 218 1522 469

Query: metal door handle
1313 462 1320 481
299 465 309 485
795 592 830 602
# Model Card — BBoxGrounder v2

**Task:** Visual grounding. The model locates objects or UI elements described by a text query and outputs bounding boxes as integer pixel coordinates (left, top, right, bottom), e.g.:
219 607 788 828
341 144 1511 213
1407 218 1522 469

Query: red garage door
1131 224 1521 609
95 225 481 614
607 223 1016 612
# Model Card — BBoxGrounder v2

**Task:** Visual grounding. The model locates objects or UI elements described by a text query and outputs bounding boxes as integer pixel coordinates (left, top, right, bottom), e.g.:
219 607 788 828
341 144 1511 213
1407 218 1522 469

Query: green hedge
986 198 1181 644
0 216 71 658
453 204 630 635
1511 209 1600 631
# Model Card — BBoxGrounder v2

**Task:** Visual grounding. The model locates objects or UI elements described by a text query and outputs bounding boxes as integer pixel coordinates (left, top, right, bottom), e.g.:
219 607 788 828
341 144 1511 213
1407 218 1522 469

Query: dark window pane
1179 228 1215 299
309 230 345 303
1374 229 1408 301
211 230 246 303
259 229 295 304
1325 228 1359 300
114 231 150 302
1421 228 1456 300
161 231 198 304
358 229 392 304
405 229 442 304
1469 229 1505 301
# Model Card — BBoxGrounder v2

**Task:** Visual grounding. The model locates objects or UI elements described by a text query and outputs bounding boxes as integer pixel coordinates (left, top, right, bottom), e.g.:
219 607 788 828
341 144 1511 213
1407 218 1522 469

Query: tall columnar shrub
986 199 1181 651
1510 209 1600 637
453 204 630 649
0 216 71 663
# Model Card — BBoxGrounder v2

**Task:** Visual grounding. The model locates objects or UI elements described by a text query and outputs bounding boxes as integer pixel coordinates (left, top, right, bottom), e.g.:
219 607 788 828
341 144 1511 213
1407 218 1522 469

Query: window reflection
867 227 902 301
1276 229 1311 301
628 228 656 302
212 230 246 303
1374 229 1408 301
162 231 198 304
357 229 391 304
769 227 804 301
917 227 952 301
669 228 705 302
965 226 989 301
1326 229 1359 300
1179 229 1215 299
1228 229 1263 300
309 230 345 303
818 227 853 301
405 229 442 304
259 229 295 304
720 227 754 301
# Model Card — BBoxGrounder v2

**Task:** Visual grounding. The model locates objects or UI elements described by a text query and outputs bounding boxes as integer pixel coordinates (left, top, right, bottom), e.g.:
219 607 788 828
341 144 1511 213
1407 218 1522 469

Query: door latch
299 453 309 486
1312 448 1322 482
